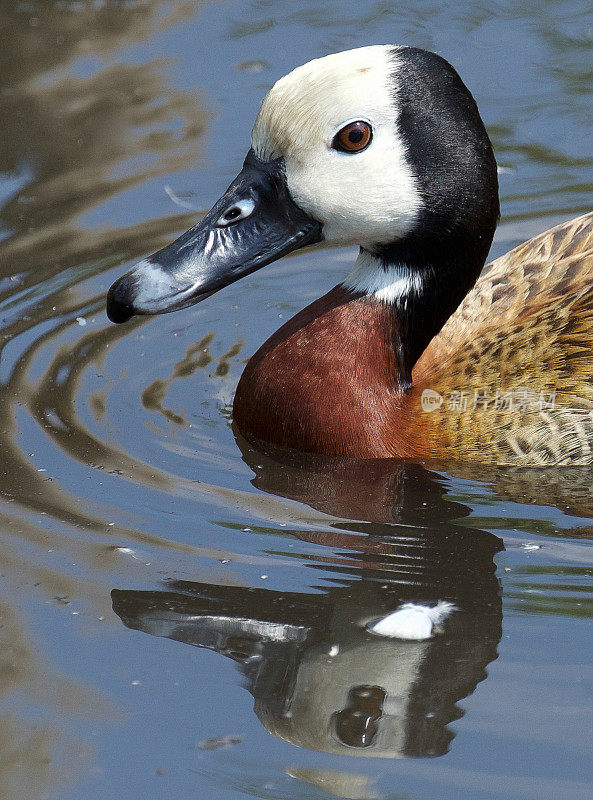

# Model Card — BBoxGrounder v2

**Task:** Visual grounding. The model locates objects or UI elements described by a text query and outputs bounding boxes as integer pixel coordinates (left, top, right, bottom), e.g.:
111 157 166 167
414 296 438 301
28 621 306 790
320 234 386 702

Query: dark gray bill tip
106 276 136 323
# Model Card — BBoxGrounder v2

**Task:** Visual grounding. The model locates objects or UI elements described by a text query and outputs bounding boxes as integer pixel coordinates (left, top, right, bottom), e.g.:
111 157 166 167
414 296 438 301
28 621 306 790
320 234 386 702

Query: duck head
107 45 498 333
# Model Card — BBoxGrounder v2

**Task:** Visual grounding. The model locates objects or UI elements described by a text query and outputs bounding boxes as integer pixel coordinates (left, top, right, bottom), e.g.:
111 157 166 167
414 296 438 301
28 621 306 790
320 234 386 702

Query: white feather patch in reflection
366 601 456 641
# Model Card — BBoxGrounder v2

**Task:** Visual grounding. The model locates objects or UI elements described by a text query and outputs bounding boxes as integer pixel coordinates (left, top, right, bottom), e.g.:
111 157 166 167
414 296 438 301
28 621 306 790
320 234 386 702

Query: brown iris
332 120 373 153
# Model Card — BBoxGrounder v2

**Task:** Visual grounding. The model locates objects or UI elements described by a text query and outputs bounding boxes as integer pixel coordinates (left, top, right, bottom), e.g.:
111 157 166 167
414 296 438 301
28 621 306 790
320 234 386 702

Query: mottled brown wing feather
412 212 593 464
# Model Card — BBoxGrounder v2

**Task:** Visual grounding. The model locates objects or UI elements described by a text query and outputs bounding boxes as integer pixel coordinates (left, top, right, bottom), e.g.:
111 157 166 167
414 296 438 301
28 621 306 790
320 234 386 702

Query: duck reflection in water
112 453 503 759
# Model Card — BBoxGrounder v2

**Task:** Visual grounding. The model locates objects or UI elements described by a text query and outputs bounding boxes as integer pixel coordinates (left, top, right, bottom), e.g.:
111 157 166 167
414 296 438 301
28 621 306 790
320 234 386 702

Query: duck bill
106 151 322 323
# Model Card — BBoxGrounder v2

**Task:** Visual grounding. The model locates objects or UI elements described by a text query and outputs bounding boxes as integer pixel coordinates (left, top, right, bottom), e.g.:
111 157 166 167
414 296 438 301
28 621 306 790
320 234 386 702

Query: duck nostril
215 198 255 227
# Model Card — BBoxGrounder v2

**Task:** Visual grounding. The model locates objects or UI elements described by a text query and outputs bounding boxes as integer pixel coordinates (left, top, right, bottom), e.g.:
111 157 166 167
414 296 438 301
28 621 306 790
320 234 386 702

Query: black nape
373 46 499 385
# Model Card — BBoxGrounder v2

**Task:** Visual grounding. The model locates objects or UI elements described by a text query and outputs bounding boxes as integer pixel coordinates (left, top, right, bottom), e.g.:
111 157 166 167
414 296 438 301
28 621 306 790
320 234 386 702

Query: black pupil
348 127 365 144
226 207 241 220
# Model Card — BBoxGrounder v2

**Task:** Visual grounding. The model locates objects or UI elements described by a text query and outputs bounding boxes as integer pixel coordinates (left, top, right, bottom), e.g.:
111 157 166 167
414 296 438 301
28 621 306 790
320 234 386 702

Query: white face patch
251 45 421 248
342 249 424 303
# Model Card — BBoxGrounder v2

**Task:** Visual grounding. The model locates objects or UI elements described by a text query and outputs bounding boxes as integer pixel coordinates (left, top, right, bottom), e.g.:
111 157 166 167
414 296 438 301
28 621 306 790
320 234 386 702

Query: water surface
1 2 592 799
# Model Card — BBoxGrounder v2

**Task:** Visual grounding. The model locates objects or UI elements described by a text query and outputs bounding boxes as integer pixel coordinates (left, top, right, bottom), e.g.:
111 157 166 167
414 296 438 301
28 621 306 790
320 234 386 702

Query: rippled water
1 2 593 799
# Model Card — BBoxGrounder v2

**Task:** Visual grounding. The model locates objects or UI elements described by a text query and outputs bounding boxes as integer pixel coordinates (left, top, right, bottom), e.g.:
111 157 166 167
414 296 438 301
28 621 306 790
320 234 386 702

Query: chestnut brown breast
233 285 427 458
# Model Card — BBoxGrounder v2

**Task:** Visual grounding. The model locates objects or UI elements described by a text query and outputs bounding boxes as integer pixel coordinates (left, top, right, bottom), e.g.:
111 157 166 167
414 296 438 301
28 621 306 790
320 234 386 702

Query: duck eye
332 120 373 153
